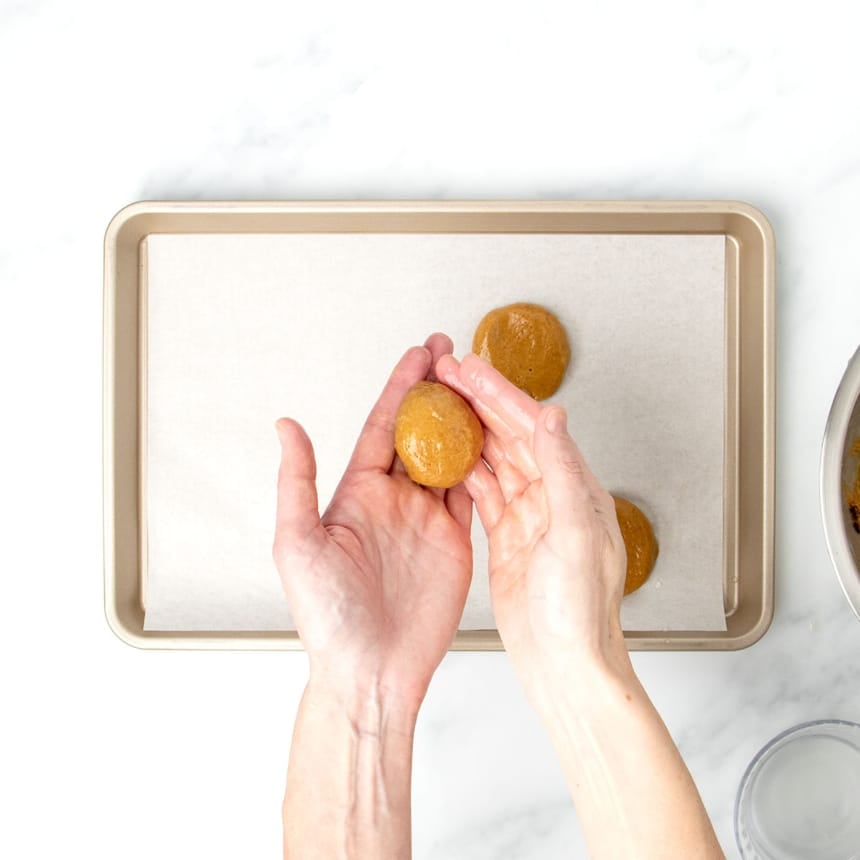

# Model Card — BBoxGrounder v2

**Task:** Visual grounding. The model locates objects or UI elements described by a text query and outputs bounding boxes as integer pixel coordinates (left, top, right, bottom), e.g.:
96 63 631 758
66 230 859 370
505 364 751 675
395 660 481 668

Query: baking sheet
143 232 727 632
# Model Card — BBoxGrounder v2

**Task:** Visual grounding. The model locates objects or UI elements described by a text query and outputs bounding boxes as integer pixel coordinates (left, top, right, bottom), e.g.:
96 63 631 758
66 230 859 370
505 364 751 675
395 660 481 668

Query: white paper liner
143 232 726 632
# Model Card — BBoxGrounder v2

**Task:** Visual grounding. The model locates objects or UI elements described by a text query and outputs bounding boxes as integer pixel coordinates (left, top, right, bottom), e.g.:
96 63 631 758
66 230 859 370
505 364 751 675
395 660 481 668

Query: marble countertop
2 1 859 857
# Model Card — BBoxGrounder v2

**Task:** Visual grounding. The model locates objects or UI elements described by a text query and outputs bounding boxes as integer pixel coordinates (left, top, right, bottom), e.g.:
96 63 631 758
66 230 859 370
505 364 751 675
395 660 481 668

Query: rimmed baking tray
104 200 775 650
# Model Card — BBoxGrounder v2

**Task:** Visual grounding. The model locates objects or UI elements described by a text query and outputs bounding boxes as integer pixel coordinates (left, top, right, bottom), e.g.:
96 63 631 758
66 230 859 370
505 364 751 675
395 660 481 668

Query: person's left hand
273 334 474 712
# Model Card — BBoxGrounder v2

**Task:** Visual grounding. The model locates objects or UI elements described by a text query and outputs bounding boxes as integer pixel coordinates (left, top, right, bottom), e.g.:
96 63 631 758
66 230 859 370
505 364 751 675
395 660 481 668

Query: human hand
436 353 631 707
273 334 473 713
433 355 724 860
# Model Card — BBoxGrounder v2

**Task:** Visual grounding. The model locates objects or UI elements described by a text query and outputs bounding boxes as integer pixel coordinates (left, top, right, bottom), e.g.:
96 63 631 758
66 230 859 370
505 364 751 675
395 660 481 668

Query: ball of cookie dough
612 495 659 595
394 381 484 489
472 302 570 400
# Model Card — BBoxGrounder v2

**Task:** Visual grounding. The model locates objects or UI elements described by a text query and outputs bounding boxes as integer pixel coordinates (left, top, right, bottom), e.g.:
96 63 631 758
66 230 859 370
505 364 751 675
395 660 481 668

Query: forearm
536 658 724 860
283 677 418 860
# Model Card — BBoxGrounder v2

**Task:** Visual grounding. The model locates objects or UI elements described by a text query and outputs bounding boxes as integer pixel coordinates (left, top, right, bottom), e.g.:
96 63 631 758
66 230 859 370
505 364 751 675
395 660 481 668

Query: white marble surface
1 0 859 857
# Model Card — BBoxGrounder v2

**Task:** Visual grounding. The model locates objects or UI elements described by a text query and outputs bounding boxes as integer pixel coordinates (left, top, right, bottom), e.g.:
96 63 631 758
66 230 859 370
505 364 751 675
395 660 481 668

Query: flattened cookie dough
472 302 570 400
394 381 484 489
612 495 659 595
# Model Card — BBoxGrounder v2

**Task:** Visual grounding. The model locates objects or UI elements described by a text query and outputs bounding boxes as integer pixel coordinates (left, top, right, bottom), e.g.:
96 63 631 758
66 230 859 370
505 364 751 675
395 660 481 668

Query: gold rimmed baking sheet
104 201 774 650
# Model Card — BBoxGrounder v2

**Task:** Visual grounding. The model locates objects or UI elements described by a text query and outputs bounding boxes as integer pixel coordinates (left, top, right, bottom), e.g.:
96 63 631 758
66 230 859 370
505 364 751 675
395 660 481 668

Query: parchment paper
143 232 726 632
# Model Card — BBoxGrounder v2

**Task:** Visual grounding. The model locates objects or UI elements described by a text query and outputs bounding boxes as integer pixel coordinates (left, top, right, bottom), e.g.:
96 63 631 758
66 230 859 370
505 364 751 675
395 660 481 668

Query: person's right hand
436 353 633 707
440 353 725 860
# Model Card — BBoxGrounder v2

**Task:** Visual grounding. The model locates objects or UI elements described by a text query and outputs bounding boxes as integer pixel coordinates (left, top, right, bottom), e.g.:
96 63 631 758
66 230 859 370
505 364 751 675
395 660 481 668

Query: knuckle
595 489 615 515
557 452 585 479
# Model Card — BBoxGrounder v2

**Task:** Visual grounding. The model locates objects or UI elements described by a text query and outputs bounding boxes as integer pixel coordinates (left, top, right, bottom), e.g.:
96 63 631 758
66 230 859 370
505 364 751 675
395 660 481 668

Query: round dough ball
612 495 659 595
394 381 484 489
472 302 570 400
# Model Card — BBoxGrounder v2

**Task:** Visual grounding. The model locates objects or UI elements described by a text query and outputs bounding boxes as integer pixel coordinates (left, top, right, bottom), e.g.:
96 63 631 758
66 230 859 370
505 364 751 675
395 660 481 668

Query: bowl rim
734 718 860 858
820 344 860 621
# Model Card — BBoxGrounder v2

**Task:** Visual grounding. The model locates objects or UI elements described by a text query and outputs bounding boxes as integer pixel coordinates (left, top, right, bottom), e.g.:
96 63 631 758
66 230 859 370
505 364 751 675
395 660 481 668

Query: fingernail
545 408 567 435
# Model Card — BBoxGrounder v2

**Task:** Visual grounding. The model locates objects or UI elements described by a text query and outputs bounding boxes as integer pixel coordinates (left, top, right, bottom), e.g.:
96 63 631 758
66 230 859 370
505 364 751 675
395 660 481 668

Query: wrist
304 671 421 737
526 644 639 733
285 671 417 859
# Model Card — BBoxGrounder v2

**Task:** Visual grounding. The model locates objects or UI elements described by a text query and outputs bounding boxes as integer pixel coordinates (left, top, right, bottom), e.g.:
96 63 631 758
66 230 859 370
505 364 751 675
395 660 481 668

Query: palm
483 481 575 655
294 470 472 690
274 336 473 704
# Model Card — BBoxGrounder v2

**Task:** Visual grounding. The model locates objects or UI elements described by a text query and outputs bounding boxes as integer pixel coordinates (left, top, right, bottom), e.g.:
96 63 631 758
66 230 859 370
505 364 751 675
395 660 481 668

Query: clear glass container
735 719 860 859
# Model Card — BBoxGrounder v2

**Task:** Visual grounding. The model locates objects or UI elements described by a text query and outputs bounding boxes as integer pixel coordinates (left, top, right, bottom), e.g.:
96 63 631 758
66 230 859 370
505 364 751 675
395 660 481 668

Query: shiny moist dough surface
394 381 484 488
472 302 570 400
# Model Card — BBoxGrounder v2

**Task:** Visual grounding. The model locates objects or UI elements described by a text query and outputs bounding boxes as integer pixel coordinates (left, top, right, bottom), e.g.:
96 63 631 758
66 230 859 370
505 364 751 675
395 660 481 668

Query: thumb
533 406 595 532
274 418 322 558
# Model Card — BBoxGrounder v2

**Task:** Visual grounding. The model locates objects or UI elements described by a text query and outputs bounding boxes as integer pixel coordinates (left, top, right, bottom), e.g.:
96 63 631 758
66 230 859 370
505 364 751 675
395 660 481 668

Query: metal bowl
820 344 860 619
